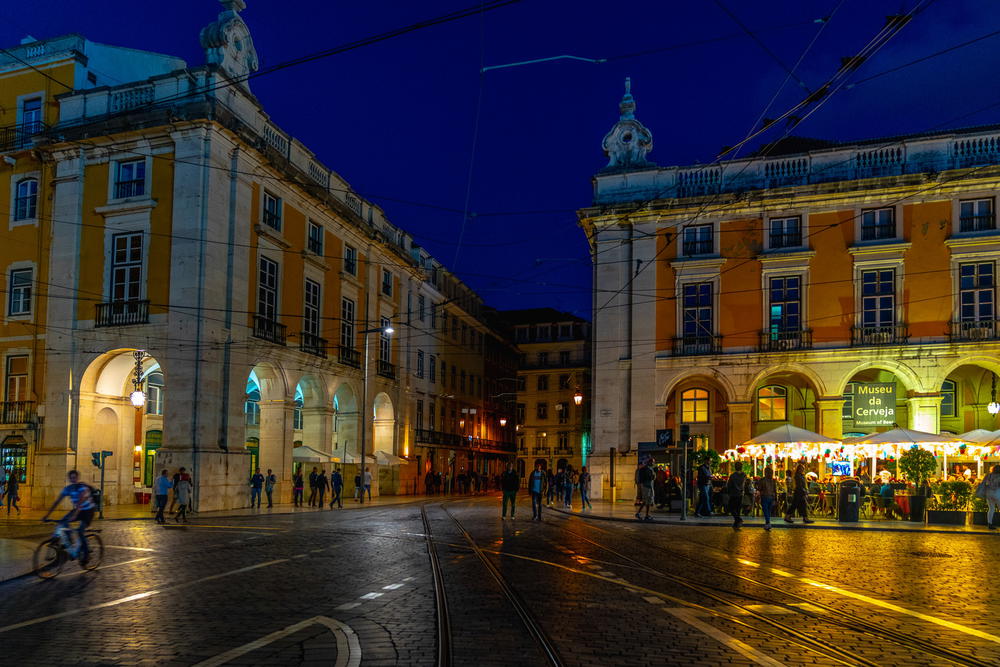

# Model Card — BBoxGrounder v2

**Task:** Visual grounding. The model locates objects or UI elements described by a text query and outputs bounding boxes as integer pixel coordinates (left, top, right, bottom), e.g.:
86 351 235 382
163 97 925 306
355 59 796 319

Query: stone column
814 398 846 440
908 394 942 435
259 399 294 488
301 406 332 453
727 402 753 450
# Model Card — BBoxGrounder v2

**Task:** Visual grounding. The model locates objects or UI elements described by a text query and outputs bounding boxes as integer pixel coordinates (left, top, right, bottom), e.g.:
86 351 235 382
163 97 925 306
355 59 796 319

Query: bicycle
33 520 104 579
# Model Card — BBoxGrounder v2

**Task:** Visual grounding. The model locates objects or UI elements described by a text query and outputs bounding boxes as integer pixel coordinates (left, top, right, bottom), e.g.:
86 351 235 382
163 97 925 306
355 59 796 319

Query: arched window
14 179 38 221
680 388 709 423
293 385 304 430
145 371 164 416
245 375 261 426
940 379 957 417
757 385 787 421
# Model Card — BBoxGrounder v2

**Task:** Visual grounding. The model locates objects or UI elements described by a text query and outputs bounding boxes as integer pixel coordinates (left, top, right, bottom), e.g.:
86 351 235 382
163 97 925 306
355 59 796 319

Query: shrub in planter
927 480 972 525
690 448 721 469
970 495 990 526
898 447 938 521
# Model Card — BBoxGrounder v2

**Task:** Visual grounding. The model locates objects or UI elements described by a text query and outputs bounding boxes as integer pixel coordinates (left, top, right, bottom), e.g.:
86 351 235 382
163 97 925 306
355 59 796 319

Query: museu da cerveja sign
853 382 896 426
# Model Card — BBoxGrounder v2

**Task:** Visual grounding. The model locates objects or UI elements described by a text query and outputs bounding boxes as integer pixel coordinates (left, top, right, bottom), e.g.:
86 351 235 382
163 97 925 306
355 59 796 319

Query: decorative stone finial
200 0 259 91
601 78 653 171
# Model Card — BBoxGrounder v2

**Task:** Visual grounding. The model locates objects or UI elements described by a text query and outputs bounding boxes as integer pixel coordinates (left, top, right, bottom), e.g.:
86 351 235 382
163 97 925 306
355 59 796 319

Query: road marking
172 524 286 531
382 583 404 590
359 592 382 600
737 559 760 568
335 602 361 611
801 578 1000 645
643 596 664 605
403 576 415 582
0 558 289 634
665 608 786 667
193 615 360 667
105 545 156 553
291 554 308 559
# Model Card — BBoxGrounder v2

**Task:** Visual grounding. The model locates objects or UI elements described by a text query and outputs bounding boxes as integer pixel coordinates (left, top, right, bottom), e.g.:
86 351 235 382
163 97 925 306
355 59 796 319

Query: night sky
6 1 1000 319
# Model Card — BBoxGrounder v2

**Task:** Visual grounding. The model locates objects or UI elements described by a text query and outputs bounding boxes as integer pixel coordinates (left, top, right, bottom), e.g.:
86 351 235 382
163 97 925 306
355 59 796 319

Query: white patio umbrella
743 424 841 446
853 428 964 479
292 445 336 462
375 450 408 466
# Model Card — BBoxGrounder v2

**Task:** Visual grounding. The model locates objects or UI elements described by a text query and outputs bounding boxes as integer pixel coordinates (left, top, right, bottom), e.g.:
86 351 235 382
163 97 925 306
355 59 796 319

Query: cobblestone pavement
1 494 998 665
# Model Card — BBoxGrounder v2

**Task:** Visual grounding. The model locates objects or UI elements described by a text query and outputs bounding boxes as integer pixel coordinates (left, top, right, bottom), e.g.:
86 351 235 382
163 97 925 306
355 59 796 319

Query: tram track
421 505 452 667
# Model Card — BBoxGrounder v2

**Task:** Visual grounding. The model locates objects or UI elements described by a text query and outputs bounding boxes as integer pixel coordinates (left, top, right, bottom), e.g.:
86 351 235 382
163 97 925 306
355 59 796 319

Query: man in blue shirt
152 469 172 524
249 468 265 508
528 463 548 521
330 468 344 508
42 470 97 562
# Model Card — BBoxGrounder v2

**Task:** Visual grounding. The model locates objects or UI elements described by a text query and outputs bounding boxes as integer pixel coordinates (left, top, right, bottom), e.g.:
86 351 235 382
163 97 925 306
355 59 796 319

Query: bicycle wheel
33 539 65 579
80 532 104 571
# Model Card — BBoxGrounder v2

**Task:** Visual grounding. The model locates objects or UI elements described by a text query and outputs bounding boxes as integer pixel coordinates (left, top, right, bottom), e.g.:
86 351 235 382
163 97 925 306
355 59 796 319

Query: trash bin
838 479 862 522
92 488 103 511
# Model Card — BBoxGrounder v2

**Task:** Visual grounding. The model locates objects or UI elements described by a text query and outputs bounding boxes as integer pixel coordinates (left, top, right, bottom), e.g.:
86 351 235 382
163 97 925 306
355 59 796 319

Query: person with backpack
528 463 547 521
500 463 520 519
578 466 593 510
153 469 172 524
249 468 264 508
330 468 344 509
726 462 749 529
292 470 304 507
265 469 277 508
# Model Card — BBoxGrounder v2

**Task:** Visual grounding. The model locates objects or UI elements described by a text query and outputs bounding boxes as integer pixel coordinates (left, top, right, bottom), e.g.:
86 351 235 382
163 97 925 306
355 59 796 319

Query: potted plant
690 448 721 470
927 480 972 525
897 447 937 522
970 495 990 526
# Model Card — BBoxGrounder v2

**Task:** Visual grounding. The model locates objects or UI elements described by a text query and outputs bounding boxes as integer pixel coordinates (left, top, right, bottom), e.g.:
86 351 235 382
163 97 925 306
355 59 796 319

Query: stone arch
744 363 826 403
659 368 735 407
247 360 288 402
292 373 327 408
933 355 1000 391
372 392 395 457
332 382 360 460
833 359 923 396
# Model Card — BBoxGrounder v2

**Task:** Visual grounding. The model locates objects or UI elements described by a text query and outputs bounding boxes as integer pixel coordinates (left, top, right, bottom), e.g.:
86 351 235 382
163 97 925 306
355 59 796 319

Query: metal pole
680 438 688 521
609 447 616 504
99 457 106 520
359 331 370 504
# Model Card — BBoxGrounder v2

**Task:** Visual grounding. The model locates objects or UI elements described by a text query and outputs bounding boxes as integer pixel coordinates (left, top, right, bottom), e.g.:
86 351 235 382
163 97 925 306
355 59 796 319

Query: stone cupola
200 0 259 91
600 78 654 171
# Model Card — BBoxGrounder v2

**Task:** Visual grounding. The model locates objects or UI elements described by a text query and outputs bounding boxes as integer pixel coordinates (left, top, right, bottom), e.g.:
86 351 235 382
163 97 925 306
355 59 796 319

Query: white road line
664 608 786 667
359 592 382 600
402 577 415 582
291 554 308 559
53 556 155 578
335 602 361 611
105 545 157 552
0 558 289 634
193 615 360 667
643 596 664 605
382 583 404 590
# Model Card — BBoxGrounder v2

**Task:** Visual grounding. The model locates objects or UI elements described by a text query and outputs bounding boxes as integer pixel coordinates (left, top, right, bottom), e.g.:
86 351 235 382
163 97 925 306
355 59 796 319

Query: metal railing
758 329 812 352
307 236 323 255
299 332 328 358
113 179 145 199
554 447 574 455
0 121 46 152
671 334 722 356
769 232 802 249
0 401 35 424
253 314 287 345
338 345 361 368
532 447 551 455
95 300 149 327
851 324 909 346
682 239 713 256
416 429 462 447
262 210 281 231
959 214 995 233
377 360 396 379
950 319 1000 342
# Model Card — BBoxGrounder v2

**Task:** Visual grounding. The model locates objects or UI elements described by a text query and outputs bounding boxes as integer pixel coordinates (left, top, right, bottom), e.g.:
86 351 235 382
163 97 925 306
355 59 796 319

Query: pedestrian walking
695 460 713 517
424 470 435 495
249 467 264 508
330 468 344 508
0 466 7 508
5 470 20 515
174 467 192 523
756 466 777 530
316 468 329 507
726 462 748 529
292 470 304 507
564 467 576 509
528 462 547 521
169 469 182 513
153 469 172 524
363 466 373 501
265 469 276 508
635 459 655 521
978 464 1000 529
552 468 565 507
433 471 442 494
785 463 814 524
500 463 519 519
545 469 556 506
307 467 319 507
578 466 593 510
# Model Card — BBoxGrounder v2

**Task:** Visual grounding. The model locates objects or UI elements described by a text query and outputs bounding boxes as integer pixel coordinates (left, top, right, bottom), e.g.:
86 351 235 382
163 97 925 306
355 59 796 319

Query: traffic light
91 452 102 468
680 424 690 445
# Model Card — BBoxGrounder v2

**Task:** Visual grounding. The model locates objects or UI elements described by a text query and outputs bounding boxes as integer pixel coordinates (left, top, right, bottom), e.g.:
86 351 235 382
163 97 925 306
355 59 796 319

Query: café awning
292 445 336 462
852 428 962 446
743 424 840 447
375 450 408 466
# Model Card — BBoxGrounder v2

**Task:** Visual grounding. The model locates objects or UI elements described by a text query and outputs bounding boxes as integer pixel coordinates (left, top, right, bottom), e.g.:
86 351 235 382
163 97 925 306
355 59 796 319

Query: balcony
0 121 46 153
950 319 1000 342
769 232 802 250
299 332 328 358
758 329 813 352
95 300 149 327
959 214 995 233
532 446 550 455
253 314 287 345
671 335 722 356
851 324 909 347
0 401 35 425
338 345 360 368
682 239 713 256
415 429 462 447
377 360 396 379
554 446 574 456
113 179 145 199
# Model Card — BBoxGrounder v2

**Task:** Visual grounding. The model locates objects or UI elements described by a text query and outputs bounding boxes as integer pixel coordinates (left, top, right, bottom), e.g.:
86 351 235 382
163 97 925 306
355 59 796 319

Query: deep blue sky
6 1 1000 319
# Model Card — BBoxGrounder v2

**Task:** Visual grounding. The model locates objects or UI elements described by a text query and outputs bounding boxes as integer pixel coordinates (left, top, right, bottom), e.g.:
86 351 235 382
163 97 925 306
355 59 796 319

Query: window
841 383 855 421
307 221 323 255
340 297 355 349
940 379 957 418
558 432 569 450
516 403 526 424
5 355 28 403
559 374 571 390
429 355 437 383
145 371 164 416
245 384 261 426
680 388 709 423
381 269 393 296
960 199 994 233
8 268 31 316
536 325 551 340
768 276 801 335
0 439 27 483
115 159 145 199
536 402 548 420
13 179 38 221
418 294 426 321
451 317 458 339
20 97 42 135
429 402 436 431
111 232 143 302
558 323 572 339
257 257 278 320
557 402 569 424
515 327 529 343
450 366 456 388
757 385 787 421
536 433 548 450
959 262 994 322
769 216 801 249
293 391 303 430
537 351 549 366
559 350 571 365
344 245 358 275
379 316 391 361
303 279 321 336
416 399 424 430
861 208 894 241
682 282 713 339
416 350 425 378
430 302 437 328
860 269 895 328
262 191 282 230
683 224 713 255
537 375 549 391
461 324 467 346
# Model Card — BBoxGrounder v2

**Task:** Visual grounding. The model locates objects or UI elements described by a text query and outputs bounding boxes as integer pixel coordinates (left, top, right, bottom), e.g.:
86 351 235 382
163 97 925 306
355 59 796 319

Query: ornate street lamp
989 373 1000 415
499 417 508 427
129 349 146 407
573 389 584 406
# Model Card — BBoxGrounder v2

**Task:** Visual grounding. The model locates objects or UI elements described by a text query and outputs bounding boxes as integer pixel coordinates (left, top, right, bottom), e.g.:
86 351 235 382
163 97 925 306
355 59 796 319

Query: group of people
423 468 492 495
497 462 593 521
693 460 816 529
291 466 373 509
0 467 21 515
151 467 194 523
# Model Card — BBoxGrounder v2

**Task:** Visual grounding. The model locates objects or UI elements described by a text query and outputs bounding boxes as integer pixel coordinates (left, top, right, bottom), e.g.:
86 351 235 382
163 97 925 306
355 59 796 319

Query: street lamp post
358 324 393 504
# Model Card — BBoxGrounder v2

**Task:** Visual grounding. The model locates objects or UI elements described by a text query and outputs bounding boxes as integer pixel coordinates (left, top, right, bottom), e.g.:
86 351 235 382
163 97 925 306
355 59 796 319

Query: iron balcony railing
95 300 149 327
950 319 1000 342
959 214 995 233
377 360 396 379
769 232 802 249
682 239 713 256
554 446 574 455
299 332 327 358
113 179 144 199
338 345 361 368
262 210 281 231
253 314 287 345
416 429 462 447
0 400 35 424
851 324 909 346
532 446 551 455
758 329 813 352
671 334 722 356
0 121 46 152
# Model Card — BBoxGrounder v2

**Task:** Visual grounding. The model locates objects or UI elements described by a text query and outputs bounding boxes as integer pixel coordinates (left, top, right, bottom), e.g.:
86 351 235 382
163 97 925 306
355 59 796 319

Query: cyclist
41 470 97 563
